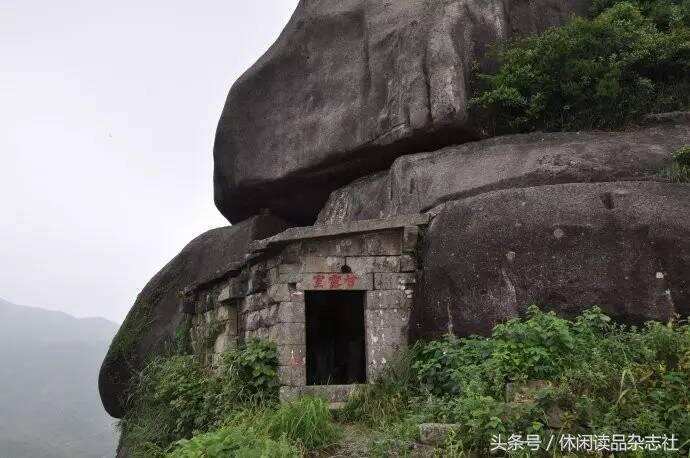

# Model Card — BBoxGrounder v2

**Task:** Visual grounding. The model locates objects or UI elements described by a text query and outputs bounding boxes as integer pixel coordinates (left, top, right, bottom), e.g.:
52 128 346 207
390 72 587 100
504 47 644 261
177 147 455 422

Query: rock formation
317 121 690 224
101 0 690 424
213 0 590 224
414 181 690 338
99 214 289 418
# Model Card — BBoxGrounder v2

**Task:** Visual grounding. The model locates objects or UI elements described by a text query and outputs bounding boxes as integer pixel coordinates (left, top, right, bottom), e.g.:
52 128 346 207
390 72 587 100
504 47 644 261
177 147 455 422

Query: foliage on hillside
121 308 689 456
472 0 690 133
341 306 690 455
119 339 281 456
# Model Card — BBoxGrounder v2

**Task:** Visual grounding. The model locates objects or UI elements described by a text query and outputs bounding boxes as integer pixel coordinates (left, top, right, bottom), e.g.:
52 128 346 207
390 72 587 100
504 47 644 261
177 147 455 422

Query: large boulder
413 181 690 339
98 214 290 418
318 120 690 224
214 0 590 224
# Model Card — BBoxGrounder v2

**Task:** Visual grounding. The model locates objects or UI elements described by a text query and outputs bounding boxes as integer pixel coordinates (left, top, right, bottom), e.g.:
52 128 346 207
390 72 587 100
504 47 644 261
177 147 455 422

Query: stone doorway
305 291 366 385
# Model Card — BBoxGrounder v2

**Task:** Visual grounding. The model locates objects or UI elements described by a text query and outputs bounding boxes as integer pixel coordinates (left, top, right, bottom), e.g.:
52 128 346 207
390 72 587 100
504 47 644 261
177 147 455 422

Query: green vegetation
120 339 340 457
119 339 282 456
472 1 690 134
342 306 690 455
122 309 689 456
109 301 152 360
660 145 690 182
168 398 339 457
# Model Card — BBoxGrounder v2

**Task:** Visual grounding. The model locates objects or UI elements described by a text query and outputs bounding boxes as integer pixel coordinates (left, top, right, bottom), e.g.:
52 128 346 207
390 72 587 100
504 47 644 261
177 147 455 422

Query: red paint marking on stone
328 274 343 289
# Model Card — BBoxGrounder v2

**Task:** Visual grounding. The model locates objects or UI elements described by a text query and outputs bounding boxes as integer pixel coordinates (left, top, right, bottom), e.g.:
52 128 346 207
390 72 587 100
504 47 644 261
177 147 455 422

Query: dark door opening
305 291 366 385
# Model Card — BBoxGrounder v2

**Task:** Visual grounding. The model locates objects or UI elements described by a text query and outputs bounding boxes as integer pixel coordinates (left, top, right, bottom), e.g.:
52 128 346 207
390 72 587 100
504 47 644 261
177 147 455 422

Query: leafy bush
220 338 280 404
472 1 690 133
168 425 299 458
120 339 280 456
344 306 690 454
119 355 222 456
660 145 690 181
674 145 690 166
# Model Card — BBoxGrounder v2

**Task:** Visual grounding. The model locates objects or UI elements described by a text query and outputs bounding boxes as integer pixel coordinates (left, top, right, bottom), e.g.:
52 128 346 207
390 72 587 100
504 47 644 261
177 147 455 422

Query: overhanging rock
213 0 589 224
98 214 290 419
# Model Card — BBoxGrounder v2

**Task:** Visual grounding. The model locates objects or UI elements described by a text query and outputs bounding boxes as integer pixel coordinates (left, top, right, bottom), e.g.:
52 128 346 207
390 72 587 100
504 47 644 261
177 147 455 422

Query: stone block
399 255 416 272
366 308 410 346
277 344 306 367
346 256 400 273
211 353 224 368
402 226 420 253
298 272 373 291
278 264 301 284
278 365 306 387
279 384 361 403
276 302 305 323
214 322 238 354
215 304 236 323
270 322 306 345
418 424 462 447
363 231 402 256
218 276 248 302
366 343 406 380
247 261 269 294
267 266 279 285
281 242 302 264
243 293 268 312
267 284 292 302
300 256 346 273
302 235 365 257
245 309 266 332
366 290 412 310
374 273 415 290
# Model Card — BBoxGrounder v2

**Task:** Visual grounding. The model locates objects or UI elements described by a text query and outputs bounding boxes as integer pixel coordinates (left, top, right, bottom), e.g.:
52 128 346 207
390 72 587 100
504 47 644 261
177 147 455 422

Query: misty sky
1 1 298 323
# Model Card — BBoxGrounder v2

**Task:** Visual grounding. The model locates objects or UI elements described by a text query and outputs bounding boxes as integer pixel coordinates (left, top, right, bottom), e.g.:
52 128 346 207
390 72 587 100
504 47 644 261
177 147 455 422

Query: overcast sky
1 1 298 323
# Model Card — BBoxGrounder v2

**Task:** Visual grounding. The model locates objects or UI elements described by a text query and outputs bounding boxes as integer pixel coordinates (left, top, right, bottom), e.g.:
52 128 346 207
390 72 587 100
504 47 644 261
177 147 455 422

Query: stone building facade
184 214 428 403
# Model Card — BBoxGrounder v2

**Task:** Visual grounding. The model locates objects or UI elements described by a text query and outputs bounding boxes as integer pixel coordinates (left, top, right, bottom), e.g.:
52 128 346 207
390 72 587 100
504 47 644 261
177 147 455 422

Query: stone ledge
279 384 363 403
251 214 430 252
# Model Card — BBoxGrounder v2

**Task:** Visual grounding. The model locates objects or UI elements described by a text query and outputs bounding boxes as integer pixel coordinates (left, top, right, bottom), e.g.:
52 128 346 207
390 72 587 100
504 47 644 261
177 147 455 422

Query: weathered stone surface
347 256 400 273
279 385 361 403
318 121 690 225
98 214 290 419
214 0 589 224
374 273 416 291
414 182 690 339
367 290 413 310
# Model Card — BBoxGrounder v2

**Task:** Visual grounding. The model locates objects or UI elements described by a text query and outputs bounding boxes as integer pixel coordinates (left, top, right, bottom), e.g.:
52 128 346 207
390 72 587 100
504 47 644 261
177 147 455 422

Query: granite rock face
214 0 589 224
98 214 289 418
317 120 690 225
413 181 690 339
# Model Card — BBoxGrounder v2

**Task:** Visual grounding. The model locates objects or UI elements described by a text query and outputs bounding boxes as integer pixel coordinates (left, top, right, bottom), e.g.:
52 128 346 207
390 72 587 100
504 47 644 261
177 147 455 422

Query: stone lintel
250 214 430 252
279 384 362 403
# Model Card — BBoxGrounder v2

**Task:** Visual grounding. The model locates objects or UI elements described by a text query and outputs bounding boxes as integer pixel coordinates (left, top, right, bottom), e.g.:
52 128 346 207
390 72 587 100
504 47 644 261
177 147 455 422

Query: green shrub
220 338 280 404
264 397 341 450
471 1 690 133
168 425 299 458
345 306 690 454
119 355 222 456
120 339 280 456
673 145 690 166
660 145 690 181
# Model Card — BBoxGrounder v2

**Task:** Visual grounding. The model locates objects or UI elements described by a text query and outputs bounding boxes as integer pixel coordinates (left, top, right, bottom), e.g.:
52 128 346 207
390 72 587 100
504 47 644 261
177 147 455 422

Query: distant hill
0 297 119 458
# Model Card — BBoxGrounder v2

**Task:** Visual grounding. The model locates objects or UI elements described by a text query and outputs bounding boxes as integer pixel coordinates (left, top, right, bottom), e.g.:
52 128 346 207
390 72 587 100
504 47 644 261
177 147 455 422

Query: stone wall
186 217 426 397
